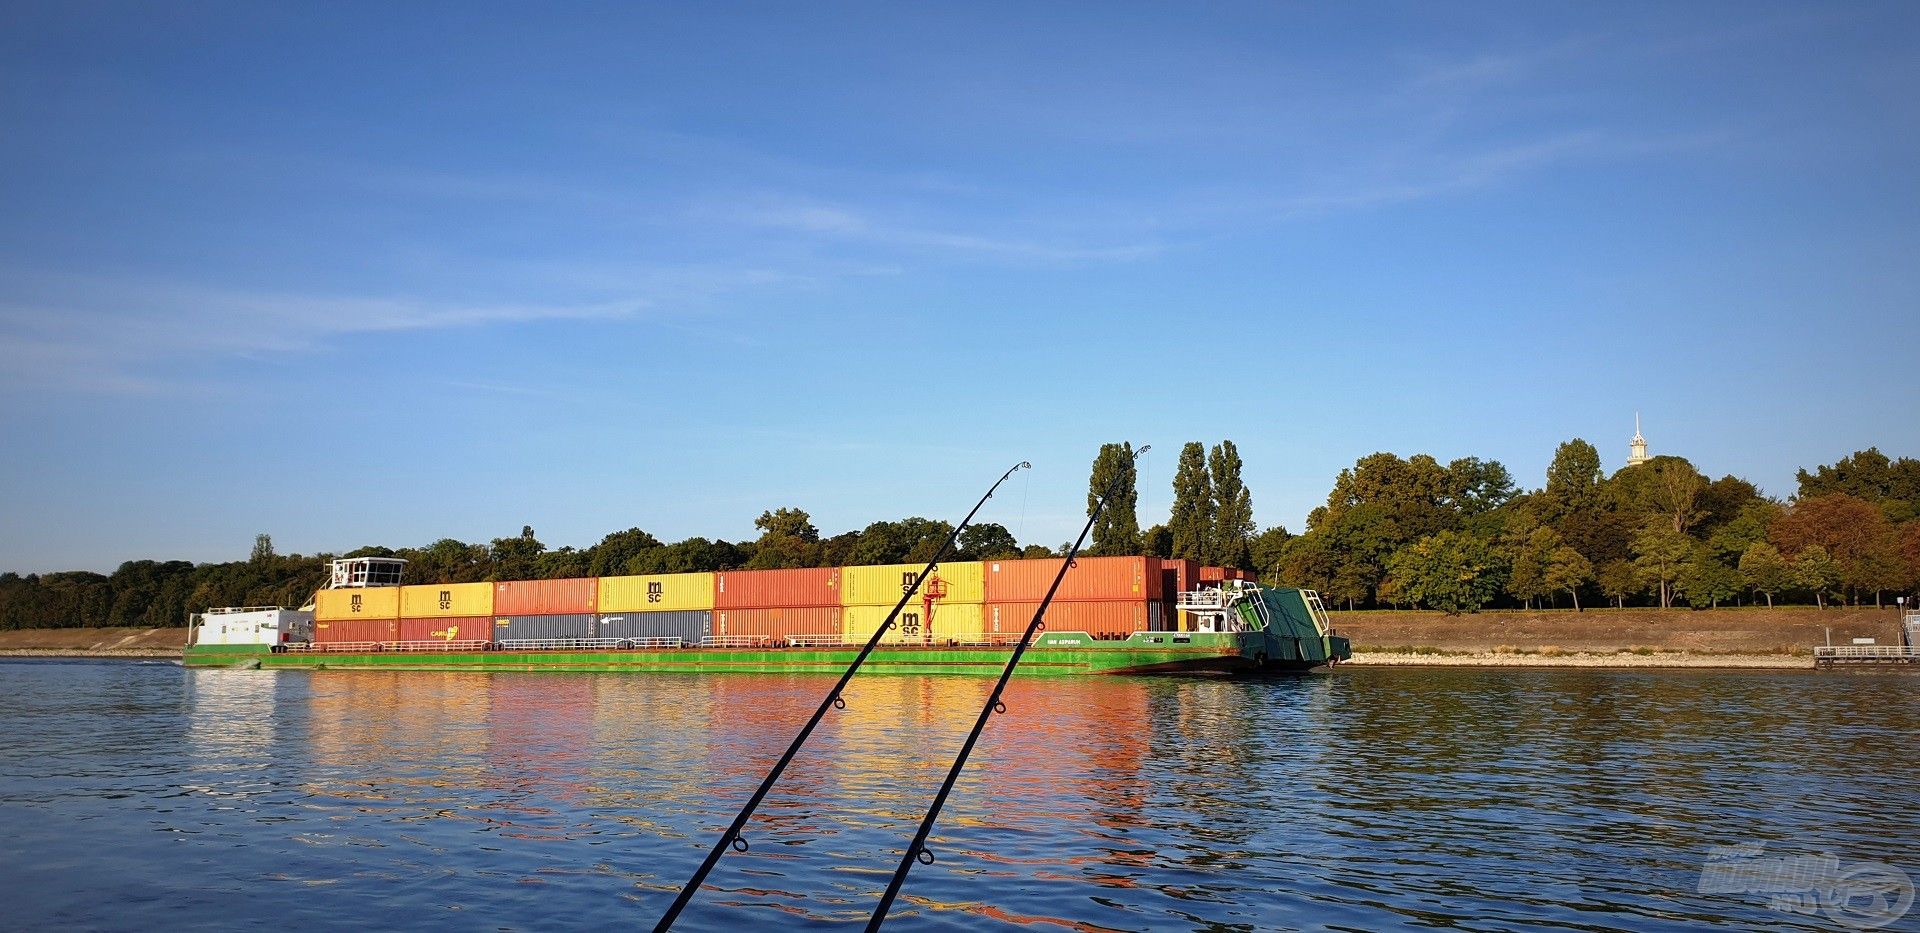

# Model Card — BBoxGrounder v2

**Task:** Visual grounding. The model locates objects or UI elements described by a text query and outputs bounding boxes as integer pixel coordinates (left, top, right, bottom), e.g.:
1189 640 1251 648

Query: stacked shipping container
397 582 492 643
306 557 1248 648
596 573 714 643
985 556 1163 640
714 567 840 643
314 586 398 644
841 561 985 644
492 578 598 642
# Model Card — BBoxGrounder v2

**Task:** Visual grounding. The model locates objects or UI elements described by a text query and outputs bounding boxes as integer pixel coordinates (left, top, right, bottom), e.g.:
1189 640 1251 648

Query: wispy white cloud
707 196 1164 263
0 273 645 394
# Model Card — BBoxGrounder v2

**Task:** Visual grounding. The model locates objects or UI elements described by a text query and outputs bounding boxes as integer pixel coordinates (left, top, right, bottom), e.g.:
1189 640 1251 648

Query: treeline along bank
4 439 1919 630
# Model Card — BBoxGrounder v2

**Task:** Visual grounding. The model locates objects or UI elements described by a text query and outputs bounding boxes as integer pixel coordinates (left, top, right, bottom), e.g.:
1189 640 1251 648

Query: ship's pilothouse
1175 579 1334 638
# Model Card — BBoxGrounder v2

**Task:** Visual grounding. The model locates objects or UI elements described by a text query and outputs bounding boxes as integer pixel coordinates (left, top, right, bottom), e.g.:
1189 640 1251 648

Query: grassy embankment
0 627 188 658
1333 606 1907 668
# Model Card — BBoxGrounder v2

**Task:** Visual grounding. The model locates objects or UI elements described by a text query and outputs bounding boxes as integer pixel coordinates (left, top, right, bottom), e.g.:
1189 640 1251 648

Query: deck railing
1814 645 1920 660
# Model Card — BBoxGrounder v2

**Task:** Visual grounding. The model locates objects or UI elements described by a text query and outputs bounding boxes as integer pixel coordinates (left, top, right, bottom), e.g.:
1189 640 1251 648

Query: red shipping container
398 616 493 644
314 617 397 644
985 601 1154 640
712 606 842 641
983 557 1160 603
493 578 597 615
715 568 841 609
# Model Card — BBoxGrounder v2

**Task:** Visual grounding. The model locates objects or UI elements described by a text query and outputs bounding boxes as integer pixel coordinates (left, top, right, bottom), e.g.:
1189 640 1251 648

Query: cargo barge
183 557 1351 675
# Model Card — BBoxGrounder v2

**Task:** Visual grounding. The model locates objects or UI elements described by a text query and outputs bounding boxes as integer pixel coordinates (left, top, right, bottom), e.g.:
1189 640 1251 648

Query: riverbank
0 627 187 658
1331 606 1908 668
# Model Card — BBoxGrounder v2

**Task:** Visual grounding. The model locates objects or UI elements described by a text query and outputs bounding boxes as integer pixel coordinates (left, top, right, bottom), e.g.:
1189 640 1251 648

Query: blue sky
2 2 1916 573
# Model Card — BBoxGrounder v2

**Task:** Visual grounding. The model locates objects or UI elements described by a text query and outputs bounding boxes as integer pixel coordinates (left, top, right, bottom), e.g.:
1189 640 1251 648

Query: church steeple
1627 413 1650 467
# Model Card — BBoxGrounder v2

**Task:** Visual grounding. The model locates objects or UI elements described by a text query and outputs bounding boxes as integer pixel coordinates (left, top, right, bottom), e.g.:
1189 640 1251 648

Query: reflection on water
0 658 1915 931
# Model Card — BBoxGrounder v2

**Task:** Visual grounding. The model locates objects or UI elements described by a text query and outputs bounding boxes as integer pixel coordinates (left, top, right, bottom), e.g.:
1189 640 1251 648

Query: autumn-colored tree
1769 493 1888 604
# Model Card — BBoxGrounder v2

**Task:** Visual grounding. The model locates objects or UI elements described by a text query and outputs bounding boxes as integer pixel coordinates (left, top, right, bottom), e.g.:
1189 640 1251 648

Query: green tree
489 528 545 581
1508 527 1563 609
957 523 1020 561
1387 531 1505 615
1248 526 1293 580
251 534 275 564
1140 524 1173 559
1086 443 1142 556
747 507 823 569
1208 440 1254 569
1738 541 1791 608
1543 439 1604 518
1676 547 1741 608
1167 442 1212 561
1544 546 1593 610
1631 521 1691 609
1793 545 1839 609
588 527 664 577
1444 457 1518 515
1597 559 1638 609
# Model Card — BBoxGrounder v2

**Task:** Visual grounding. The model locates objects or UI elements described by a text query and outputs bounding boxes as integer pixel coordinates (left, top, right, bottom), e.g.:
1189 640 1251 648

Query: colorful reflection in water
0 659 1915 930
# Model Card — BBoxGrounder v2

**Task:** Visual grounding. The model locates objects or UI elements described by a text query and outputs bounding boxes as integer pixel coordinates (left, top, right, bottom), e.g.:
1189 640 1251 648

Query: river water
0 660 1914 931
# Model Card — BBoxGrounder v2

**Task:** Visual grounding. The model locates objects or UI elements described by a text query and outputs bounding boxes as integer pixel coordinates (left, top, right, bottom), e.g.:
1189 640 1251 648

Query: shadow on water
0 660 1913 931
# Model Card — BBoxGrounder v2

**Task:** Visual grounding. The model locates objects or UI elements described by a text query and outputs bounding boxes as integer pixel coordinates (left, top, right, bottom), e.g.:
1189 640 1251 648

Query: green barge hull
184 628 1351 676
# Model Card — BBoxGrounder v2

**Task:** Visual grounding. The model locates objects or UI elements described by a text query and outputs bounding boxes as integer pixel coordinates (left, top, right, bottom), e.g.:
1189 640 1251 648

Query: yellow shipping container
399 582 494 618
840 561 985 606
599 573 715 613
314 586 400 621
842 602 984 645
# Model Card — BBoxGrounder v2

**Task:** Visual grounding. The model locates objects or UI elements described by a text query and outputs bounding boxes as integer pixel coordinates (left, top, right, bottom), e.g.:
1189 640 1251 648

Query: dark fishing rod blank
652 459 1031 932
866 444 1147 931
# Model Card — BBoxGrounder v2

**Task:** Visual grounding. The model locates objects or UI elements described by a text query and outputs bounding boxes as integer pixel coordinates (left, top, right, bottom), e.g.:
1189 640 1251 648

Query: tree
1140 524 1172 559
1248 526 1292 580
1793 545 1839 609
1508 527 1561 609
251 534 275 564
1386 531 1505 615
1631 521 1691 609
1086 443 1142 556
958 523 1020 561
1543 439 1603 518
489 529 546 581
588 527 664 577
747 507 822 569
1597 559 1637 609
754 508 819 543
1770 493 1888 604
1676 547 1741 608
1544 546 1593 611
1208 440 1254 569
1167 442 1212 561
1444 457 1518 515
1647 458 1707 534
1738 541 1791 608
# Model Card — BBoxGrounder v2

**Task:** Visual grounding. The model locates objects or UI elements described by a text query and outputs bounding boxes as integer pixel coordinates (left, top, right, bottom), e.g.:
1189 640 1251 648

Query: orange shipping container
493 578 598 615
715 568 841 609
313 617 397 644
985 601 1155 640
983 557 1161 603
398 616 492 644
712 606 842 642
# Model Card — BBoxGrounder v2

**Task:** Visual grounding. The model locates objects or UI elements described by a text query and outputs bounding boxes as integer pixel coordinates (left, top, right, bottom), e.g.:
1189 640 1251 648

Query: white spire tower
1627 413 1650 467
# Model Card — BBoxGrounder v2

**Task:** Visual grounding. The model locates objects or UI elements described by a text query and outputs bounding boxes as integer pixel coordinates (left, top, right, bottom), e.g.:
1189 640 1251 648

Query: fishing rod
866 444 1147 931
653 459 1032 932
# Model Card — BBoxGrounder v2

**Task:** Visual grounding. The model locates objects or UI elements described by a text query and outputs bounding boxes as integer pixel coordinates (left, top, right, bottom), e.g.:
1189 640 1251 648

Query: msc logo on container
350 594 363 613
438 589 452 610
648 581 663 603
